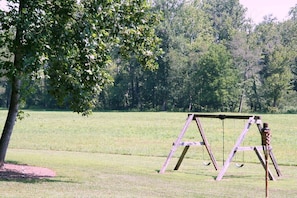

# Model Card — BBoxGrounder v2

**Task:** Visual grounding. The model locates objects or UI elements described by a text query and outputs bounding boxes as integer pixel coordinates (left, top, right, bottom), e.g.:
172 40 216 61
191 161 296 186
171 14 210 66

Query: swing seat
235 163 244 168
203 161 211 166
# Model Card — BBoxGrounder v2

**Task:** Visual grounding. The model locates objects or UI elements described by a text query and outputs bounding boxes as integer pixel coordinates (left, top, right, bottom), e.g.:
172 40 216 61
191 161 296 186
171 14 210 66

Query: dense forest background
1 0 297 113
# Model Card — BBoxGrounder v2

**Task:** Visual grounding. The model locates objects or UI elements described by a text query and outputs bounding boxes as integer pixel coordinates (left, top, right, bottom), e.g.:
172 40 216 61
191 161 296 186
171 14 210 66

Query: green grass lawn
0 111 296 197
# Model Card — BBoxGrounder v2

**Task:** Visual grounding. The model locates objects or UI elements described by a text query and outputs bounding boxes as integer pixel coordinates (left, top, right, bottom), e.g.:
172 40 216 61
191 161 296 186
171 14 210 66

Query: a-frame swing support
159 114 282 181
216 115 281 181
159 114 219 174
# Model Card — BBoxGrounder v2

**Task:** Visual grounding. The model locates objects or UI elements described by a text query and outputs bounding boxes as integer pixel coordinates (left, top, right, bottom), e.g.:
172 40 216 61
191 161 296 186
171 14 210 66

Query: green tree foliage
202 0 247 42
93 1 297 113
31 0 297 113
2 0 297 116
194 44 240 111
282 6 297 92
163 0 214 110
0 0 161 166
260 47 293 112
252 18 293 112
229 29 262 112
46 0 161 114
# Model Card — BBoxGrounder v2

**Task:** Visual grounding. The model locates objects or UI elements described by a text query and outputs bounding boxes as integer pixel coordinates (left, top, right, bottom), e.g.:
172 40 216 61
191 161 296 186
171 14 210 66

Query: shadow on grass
0 160 76 184
157 167 264 181
0 170 58 183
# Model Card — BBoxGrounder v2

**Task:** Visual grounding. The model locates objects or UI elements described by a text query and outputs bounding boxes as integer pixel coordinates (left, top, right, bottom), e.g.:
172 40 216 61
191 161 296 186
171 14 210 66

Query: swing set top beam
189 114 261 120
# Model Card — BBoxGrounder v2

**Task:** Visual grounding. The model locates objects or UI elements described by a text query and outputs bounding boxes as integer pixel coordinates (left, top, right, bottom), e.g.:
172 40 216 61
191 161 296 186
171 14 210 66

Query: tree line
1 0 297 113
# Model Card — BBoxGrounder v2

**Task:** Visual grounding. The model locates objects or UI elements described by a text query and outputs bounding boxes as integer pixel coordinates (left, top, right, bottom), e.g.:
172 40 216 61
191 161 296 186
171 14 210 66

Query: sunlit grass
6 111 297 165
0 110 296 197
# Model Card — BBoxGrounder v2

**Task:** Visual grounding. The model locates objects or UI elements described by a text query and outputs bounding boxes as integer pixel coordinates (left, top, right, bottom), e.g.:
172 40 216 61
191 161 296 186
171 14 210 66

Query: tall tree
251 15 290 111
194 44 240 111
202 0 247 43
229 29 262 112
0 0 161 166
284 5 297 92
163 0 214 110
260 47 293 111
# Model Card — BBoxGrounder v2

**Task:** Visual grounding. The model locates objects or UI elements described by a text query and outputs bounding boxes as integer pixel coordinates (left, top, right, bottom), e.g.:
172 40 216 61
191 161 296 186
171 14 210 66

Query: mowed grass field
0 110 296 198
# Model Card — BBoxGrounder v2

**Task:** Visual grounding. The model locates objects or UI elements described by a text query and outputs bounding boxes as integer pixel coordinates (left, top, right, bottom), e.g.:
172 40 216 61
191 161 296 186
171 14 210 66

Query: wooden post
261 123 271 198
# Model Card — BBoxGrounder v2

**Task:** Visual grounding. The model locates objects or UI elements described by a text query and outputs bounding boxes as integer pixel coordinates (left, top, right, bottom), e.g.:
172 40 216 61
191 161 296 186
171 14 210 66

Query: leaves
0 0 162 115
195 44 240 111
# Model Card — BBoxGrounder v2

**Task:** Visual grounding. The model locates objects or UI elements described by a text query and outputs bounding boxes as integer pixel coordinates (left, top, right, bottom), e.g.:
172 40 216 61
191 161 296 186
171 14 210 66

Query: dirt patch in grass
0 163 56 180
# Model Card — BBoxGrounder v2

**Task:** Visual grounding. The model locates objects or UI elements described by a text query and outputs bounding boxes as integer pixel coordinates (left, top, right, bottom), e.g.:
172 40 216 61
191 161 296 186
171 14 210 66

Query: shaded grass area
0 111 296 197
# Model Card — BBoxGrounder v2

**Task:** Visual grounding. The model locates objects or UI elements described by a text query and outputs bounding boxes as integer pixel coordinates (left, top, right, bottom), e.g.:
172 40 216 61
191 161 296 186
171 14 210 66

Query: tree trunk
238 91 244 113
0 0 23 166
0 77 21 167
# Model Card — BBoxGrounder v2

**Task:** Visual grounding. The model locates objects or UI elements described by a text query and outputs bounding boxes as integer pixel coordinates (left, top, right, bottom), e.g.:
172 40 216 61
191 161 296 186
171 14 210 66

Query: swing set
159 114 282 181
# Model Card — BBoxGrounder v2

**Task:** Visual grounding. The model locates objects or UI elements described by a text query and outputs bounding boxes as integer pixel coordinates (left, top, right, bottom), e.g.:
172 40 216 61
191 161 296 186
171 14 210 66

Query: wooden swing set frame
159 114 282 181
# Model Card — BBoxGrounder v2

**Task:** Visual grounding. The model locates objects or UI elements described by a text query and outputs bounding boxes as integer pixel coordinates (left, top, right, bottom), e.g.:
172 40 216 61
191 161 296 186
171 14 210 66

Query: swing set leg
174 146 190 170
254 147 275 181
